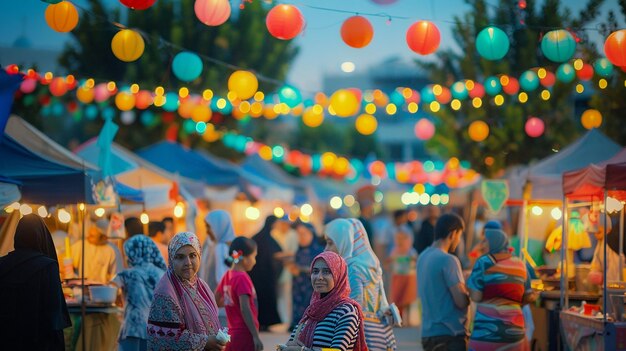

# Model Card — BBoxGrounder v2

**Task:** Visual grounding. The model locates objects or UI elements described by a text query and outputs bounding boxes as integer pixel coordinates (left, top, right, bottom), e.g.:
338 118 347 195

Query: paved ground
260 326 423 351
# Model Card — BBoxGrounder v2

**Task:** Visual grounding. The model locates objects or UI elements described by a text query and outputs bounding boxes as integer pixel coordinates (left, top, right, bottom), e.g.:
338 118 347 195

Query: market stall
559 149 626 350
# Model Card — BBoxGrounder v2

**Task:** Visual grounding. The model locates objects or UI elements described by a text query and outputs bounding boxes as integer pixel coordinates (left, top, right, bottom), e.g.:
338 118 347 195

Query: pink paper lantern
20 79 37 93
414 118 435 140
525 117 545 138
94 83 111 102
194 0 231 27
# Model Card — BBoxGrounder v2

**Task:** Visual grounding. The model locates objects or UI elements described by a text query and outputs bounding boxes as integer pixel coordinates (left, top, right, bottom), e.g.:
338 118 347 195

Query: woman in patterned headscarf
147 232 226 351
112 235 166 351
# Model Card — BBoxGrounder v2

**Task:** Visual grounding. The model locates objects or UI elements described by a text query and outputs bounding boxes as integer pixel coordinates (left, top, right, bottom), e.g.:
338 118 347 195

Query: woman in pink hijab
281 251 368 351
147 232 226 351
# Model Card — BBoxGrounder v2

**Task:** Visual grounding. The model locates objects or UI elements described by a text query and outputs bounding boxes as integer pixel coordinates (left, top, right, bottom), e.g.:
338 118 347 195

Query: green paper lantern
484 76 502 95
556 63 576 83
476 26 509 60
541 29 576 63
593 58 614 78
520 70 540 91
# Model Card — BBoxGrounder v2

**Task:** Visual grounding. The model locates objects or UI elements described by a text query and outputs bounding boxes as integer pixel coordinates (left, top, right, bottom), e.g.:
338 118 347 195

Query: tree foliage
416 0 609 176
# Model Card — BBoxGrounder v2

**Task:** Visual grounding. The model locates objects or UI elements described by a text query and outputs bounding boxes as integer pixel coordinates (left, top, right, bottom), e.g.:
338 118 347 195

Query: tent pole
603 191 608 322
621 207 624 280
80 204 86 351
561 196 568 310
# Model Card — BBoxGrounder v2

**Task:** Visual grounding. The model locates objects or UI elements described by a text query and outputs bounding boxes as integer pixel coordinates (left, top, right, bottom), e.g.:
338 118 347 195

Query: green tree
17 0 298 152
416 0 606 176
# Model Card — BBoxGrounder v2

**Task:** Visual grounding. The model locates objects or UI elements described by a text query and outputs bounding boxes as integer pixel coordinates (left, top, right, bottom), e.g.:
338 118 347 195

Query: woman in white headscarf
324 218 397 351
199 210 236 291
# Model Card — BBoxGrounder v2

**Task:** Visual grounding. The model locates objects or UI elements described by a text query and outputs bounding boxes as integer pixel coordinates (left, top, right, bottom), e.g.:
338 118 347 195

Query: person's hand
253 335 264 351
205 335 227 351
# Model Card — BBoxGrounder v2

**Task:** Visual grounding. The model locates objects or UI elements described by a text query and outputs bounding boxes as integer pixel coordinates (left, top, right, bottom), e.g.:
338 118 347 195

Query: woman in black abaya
0 214 72 350
249 215 283 330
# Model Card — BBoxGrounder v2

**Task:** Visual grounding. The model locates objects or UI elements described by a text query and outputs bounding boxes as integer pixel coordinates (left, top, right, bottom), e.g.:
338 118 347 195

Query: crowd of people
0 204 544 351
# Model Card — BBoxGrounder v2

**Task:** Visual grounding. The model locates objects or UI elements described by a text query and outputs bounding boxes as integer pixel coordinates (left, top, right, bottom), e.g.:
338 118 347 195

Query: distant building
0 35 63 73
322 56 433 162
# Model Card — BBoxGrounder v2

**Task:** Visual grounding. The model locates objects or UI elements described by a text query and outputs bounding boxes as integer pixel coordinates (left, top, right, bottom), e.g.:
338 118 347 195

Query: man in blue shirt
417 213 469 351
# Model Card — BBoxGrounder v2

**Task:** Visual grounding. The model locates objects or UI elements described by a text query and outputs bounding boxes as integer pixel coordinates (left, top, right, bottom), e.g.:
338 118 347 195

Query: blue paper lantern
593 58 614 77
556 63 576 83
278 85 302 108
163 92 179 112
420 86 436 104
172 52 203 82
520 71 540 91
476 26 509 60
451 81 468 100
140 110 155 126
484 76 502 95
85 105 98 120
541 29 576 63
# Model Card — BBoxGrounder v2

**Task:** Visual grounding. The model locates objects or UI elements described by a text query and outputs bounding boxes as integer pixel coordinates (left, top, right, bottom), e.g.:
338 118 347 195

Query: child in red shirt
216 237 262 351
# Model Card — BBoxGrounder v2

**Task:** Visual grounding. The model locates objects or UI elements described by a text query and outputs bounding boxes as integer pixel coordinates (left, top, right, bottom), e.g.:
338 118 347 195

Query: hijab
298 251 367 351
205 210 236 244
485 229 510 254
324 218 355 259
123 234 167 271
13 214 58 261
201 210 236 290
154 232 221 334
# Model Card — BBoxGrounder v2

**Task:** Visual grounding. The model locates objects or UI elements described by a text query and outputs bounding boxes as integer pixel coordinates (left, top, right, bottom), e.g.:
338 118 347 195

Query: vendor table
560 310 626 350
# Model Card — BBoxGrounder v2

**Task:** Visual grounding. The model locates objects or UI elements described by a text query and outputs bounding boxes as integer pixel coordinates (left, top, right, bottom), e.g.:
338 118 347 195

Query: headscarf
205 210 236 244
347 218 382 279
13 214 58 262
485 229 510 254
484 220 502 231
154 232 221 334
324 218 355 259
298 251 367 351
123 235 167 271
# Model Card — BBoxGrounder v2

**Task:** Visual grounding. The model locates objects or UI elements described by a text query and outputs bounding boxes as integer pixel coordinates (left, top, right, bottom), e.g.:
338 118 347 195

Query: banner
481 180 509 213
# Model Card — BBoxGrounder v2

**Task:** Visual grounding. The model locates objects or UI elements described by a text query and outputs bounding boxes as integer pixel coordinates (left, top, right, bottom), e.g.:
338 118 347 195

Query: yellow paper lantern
581 109 602 129
115 92 136 111
321 152 337 170
333 157 350 175
302 105 324 128
76 86 94 104
45 1 79 33
228 70 258 100
264 105 279 120
111 29 145 62
329 89 359 117
468 120 489 142
191 104 212 122
355 114 377 135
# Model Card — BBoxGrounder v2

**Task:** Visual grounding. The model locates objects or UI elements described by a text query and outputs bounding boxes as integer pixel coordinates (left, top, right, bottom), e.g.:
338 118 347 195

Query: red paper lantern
435 87 452 104
539 71 556 87
194 0 231 26
49 77 68 97
120 0 156 10
266 4 304 40
341 16 374 48
369 160 387 177
406 21 440 55
135 90 153 110
502 77 520 95
468 83 485 99
604 30 626 67
576 63 594 81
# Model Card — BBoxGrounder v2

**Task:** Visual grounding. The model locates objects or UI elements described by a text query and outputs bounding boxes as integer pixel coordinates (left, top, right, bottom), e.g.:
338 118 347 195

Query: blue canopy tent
0 176 20 207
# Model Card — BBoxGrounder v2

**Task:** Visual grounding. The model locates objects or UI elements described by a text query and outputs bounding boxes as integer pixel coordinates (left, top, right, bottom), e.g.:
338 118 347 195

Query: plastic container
583 303 601 316
89 285 117 303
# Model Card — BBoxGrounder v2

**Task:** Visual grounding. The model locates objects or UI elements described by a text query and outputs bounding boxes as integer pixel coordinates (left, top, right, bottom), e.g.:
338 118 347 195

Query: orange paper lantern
111 29 145 62
266 4 304 40
406 21 440 55
468 121 489 142
135 90 153 110
49 77 68 97
194 0 231 26
341 16 374 48
45 1 79 33
604 30 626 67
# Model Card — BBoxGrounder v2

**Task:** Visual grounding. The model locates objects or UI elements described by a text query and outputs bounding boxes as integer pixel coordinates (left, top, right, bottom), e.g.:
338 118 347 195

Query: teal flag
481 180 509 213
97 117 119 178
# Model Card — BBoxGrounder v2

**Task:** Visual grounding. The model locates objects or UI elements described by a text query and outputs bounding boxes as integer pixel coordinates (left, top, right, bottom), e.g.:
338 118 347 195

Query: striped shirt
290 303 360 351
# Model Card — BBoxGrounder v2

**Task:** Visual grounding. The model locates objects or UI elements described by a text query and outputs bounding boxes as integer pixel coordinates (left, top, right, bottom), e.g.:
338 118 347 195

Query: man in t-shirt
417 213 469 351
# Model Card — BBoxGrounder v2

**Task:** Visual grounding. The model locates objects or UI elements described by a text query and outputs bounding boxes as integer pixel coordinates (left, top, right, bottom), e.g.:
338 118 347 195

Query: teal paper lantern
278 85 302 108
451 81 468 100
311 154 322 172
172 52 203 82
594 58 614 77
541 29 576 63
163 92 180 112
85 105 98 120
102 106 116 120
520 70 540 91
420 86 436 104
476 26 509 60
484 76 502 95
389 90 405 106
556 63 576 83
183 119 196 134
140 110 155 126
195 121 207 134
